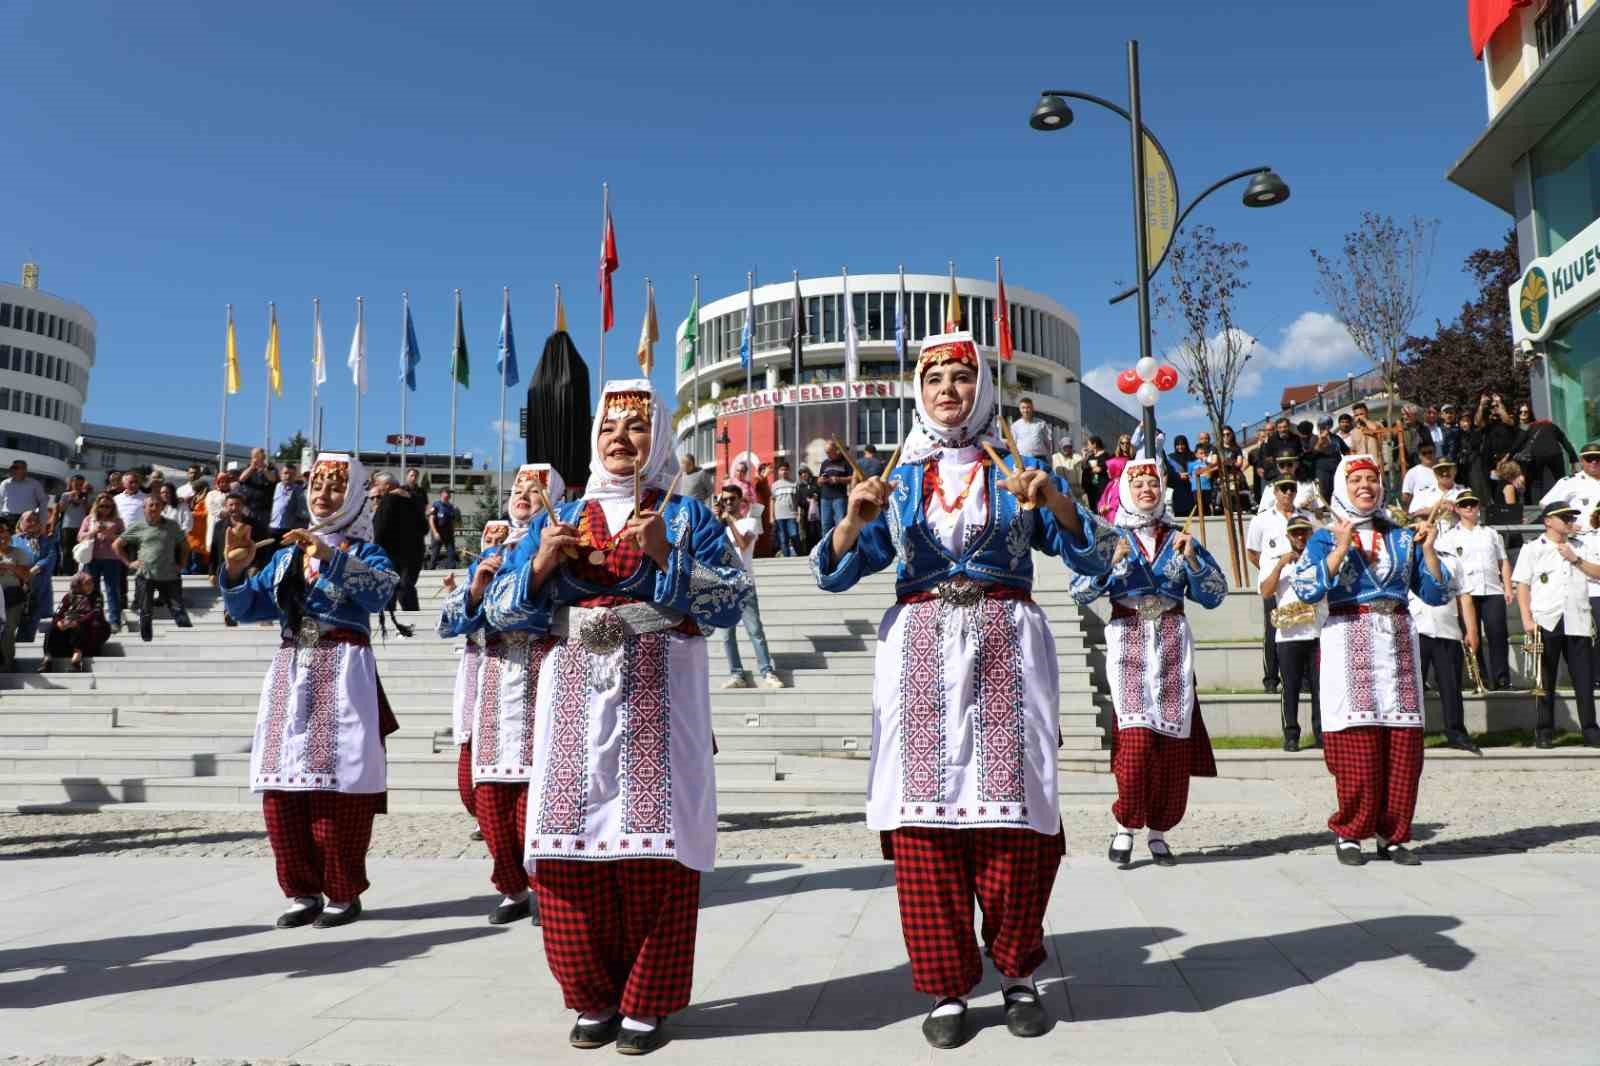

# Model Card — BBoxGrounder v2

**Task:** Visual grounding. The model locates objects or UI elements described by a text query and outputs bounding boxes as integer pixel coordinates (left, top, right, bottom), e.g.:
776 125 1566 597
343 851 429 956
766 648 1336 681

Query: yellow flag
225 310 241 395
264 304 283 397
636 281 659 375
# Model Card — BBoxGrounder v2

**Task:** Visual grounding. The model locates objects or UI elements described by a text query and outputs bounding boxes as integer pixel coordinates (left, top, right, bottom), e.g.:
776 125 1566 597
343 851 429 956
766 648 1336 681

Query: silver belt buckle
1369 599 1397 616
500 631 530 648
577 610 627 655
295 618 321 648
1135 597 1168 622
937 578 984 608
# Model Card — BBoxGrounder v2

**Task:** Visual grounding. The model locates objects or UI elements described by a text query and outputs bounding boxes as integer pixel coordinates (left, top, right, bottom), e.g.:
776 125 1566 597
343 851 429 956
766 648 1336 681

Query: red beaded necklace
924 456 988 515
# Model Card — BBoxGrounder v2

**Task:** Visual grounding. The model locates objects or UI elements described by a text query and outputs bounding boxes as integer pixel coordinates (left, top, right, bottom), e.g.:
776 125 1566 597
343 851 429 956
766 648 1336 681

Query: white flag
347 303 367 394
842 270 859 382
312 305 327 387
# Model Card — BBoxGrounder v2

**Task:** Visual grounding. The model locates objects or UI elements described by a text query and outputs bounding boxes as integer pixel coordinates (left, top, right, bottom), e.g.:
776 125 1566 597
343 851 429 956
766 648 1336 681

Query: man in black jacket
371 473 424 625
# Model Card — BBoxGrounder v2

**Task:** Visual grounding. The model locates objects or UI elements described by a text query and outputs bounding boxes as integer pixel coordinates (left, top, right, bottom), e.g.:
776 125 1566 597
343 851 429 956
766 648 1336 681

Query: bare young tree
1311 212 1439 473
1156 224 1254 583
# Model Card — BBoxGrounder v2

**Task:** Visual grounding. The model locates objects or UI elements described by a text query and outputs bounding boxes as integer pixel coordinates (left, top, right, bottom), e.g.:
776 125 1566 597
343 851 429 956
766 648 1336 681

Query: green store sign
1510 214 1600 344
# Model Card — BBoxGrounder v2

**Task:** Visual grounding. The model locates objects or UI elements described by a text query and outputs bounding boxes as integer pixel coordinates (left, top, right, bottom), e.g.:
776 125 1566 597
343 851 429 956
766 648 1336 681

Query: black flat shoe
469 827 485 841
1335 841 1366 866
1376 842 1421 866
1282 737 1300 753
921 1000 967 1050
275 897 323 928
313 898 362 928
1535 732 1555 750
1149 840 1178 867
1002 986 1049 1038
489 896 530 925
1108 832 1134 867
1445 735 1483 755
1584 728 1600 749
568 1013 621 1049
616 1020 667 1056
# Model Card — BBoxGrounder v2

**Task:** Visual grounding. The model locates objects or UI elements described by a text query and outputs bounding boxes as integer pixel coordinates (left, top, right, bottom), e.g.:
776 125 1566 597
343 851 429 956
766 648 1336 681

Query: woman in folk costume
810 332 1117 1050
220 453 399 929
439 464 566 925
485 379 749 1055
1070 455 1227 868
1291 454 1451 867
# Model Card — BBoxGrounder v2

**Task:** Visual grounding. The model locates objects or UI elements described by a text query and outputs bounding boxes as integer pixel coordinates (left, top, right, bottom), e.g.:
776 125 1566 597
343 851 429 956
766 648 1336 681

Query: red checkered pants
473 781 532 896
261 790 382 903
456 742 476 817
1111 726 1192 832
535 858 700 1018
1323 726 1424 844
888 826 1064 998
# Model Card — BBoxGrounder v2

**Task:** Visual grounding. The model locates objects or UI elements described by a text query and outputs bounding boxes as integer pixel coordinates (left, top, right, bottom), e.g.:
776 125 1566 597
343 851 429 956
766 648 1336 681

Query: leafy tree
274 432 310 467
1397 228 1529 410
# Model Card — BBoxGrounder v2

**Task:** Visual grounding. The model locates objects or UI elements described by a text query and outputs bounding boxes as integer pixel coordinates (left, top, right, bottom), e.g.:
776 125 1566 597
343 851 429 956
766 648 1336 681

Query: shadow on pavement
676 914 1471 1036
1 829 264 860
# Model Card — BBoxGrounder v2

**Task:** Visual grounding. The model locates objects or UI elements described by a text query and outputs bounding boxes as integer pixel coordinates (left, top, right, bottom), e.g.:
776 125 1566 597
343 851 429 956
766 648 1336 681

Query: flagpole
449 288 460 496
264 301 273 457
310 297 320 454
498 286 509 508
691 274 700 461
842 265 852 450
599 182 608 384
354 296 364 459
744 270 753 462
993 257 1005 413
791 270 800 465
220 304 231 473
400 291 410 480
897 264 907 445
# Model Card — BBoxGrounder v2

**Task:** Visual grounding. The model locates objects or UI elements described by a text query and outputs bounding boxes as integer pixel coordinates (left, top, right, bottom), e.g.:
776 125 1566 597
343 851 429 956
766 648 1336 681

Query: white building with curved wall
0 264 95 491
675 272 1129 478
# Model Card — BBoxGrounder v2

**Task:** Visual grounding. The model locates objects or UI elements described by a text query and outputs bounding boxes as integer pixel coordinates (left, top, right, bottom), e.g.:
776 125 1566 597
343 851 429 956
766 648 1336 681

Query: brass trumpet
1463 645 1487 696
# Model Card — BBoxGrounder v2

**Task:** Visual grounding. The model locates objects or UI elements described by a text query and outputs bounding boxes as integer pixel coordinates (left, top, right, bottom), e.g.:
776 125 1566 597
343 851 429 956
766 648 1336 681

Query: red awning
1469 0 1531 58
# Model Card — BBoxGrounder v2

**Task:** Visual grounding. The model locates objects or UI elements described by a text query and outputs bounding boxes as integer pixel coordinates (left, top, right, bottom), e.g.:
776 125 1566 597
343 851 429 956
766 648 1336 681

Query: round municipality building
0 262 96 490
675 272 1117 480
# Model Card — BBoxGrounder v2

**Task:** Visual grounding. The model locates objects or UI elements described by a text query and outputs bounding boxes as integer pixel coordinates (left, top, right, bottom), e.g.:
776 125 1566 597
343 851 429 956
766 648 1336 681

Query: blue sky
4 0 1509 456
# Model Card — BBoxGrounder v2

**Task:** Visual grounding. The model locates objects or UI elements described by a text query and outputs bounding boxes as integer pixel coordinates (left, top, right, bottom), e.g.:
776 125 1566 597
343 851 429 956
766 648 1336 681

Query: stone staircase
0 556 1105 809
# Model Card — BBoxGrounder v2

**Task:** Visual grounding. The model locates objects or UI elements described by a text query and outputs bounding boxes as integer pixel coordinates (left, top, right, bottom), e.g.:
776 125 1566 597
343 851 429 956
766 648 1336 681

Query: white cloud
1260 311 1359 370
1080 363 1140 416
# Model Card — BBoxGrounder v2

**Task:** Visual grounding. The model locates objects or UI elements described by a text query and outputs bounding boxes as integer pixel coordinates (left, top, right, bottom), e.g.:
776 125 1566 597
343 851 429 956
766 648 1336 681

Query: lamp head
1029 94 1074 131
1242 170 1290 207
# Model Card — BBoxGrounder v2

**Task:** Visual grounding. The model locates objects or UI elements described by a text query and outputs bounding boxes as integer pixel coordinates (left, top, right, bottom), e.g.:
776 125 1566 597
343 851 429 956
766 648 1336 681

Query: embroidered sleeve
1291 530 1337 604
315 542 400 614
437 580 482 638
487 523 556 633
651 498 750 630
810 509 894 593
1068 528 1130 604
1034 491 1118 578
1179 541 1229 609
220 547 291 624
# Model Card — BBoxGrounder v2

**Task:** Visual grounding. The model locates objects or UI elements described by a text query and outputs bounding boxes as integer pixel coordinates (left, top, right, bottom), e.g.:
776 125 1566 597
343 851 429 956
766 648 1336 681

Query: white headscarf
1329 454 1385 527
305 452 374 543
898 332 1002 465
508 462 567 540
582 379 676 500
1114 456 1170 530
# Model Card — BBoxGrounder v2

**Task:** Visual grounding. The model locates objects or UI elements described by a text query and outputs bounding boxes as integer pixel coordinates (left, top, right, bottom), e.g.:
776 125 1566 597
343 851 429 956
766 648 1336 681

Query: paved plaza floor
4 843 1600 1065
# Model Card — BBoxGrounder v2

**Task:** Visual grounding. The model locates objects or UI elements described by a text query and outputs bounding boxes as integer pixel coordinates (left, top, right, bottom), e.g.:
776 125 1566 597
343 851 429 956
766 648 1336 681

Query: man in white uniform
1409 522 1481 755
1539 441 1600 685
1246 477 1313 695
1512 500 1600 748
1436 489 1513 689
1257 514 1325 750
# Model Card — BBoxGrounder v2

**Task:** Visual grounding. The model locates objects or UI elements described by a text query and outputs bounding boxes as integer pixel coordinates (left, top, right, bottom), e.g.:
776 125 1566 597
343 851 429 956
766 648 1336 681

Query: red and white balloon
1122 358 1180 408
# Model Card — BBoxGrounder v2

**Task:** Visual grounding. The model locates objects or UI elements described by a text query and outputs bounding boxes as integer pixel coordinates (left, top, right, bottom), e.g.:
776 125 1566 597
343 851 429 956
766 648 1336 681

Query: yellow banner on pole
1142 133 1179 274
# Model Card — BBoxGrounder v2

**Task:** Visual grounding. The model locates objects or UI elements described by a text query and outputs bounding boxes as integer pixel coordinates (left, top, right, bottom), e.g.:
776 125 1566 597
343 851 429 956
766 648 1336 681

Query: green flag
451 294 470 387
678 293 699 373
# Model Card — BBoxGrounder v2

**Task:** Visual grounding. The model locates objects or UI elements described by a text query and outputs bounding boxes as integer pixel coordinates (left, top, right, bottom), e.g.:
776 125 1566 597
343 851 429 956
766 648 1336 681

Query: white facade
0 273 96 490
674 273 1091 459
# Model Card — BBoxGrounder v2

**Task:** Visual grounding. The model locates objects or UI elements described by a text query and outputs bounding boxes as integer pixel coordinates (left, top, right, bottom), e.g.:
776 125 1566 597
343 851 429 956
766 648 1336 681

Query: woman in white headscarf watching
1291 454 1450 867
485 381 749 1055
1071 454 1227 869
221 452 400 930
438 463 566 925
812 332 1116 1050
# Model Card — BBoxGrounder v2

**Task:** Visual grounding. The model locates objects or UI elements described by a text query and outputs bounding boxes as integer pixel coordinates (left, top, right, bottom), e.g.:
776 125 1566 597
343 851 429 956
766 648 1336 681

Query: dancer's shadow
675 914 1470 1039
699 862 892 909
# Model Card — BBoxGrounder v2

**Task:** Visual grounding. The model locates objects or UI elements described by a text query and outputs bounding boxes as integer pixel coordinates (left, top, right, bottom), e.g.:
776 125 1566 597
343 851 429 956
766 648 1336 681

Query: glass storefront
1532 80 1600 446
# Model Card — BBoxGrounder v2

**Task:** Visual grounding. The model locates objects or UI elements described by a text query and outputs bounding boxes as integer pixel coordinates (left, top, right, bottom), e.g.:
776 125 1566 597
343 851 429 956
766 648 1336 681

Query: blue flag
894 283 907 363
401 301 421 391
738 283 753 370
498 296 519 387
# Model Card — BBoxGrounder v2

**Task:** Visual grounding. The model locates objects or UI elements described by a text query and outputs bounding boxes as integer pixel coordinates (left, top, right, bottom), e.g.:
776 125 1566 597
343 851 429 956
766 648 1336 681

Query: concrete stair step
0 726 440 756
1061 746 1600 778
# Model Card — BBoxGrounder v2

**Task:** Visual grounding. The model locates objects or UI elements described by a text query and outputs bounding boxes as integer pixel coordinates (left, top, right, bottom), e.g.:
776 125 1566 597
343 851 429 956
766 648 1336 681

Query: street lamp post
1030 39 1290 459
716 426 732 483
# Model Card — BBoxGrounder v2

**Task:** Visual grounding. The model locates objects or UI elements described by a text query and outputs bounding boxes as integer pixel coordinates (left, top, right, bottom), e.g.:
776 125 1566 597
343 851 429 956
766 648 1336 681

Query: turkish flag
1469 0 1530 58
995 267 1015 362
599 208 619 333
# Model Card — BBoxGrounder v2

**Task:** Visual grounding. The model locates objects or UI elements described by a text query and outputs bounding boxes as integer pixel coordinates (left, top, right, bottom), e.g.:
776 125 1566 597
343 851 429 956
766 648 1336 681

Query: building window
1532 80 1600 256
1536 0 1577 59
